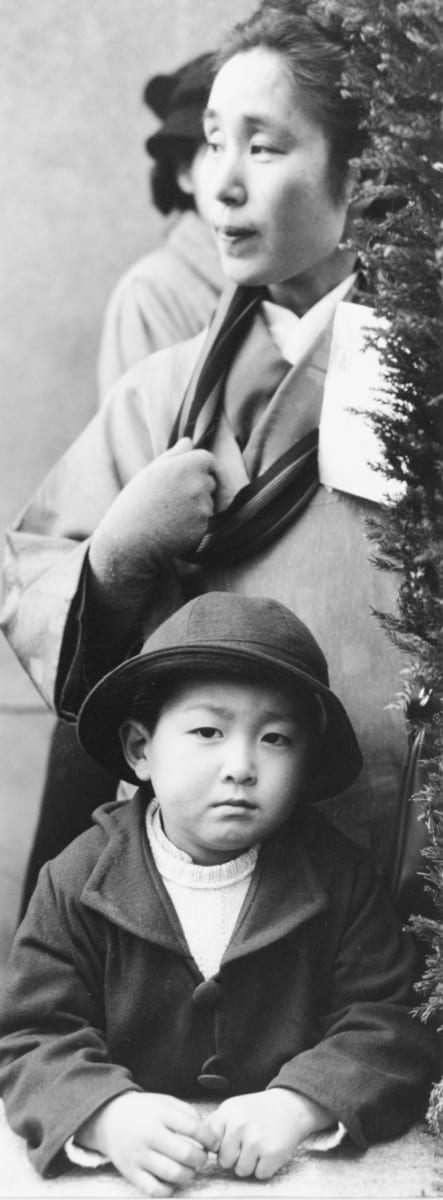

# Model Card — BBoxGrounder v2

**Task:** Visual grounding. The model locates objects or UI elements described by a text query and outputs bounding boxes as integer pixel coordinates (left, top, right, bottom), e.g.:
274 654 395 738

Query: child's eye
262 731 291 746
191 726 222 740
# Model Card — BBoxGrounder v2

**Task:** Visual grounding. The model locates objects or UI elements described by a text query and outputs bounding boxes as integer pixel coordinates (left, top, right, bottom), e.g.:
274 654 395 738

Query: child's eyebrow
183 702 298 722
183 702 233 719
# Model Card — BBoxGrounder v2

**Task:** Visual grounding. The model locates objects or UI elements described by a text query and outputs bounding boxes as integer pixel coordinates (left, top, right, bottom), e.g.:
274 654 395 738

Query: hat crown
144 53 215 120
141 592 329 689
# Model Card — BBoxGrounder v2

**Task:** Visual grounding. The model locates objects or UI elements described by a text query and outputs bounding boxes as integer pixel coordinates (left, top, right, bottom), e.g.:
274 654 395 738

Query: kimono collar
262 272 356 367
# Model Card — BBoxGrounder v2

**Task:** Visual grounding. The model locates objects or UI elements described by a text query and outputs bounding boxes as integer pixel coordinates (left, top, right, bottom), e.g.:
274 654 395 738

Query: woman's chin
220 254 266 288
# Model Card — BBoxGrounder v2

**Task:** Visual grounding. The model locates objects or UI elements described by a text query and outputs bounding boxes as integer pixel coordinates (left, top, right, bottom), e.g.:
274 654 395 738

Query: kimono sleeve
0 337 203 714
0 861 141 1177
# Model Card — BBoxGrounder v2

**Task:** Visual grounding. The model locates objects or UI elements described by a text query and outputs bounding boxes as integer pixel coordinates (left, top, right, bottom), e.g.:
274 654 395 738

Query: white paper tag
319 302 404 504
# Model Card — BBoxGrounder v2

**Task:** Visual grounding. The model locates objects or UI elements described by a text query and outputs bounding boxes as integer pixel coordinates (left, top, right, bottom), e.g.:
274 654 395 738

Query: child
0 593 435 1195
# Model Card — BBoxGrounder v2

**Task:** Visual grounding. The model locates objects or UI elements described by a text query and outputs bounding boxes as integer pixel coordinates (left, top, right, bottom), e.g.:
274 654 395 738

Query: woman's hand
89 437 217 592
76 1090 217 1197
204 1087 334 1180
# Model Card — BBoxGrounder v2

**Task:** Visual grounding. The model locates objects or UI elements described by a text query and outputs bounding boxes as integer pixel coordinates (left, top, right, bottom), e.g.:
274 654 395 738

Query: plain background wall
0 0 254 960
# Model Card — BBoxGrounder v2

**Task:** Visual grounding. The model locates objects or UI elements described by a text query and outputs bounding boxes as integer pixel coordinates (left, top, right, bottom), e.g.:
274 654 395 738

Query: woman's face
203 48 352 309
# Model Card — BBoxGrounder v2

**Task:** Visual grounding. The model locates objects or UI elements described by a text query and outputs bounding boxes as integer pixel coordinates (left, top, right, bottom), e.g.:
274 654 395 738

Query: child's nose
221 738 256 784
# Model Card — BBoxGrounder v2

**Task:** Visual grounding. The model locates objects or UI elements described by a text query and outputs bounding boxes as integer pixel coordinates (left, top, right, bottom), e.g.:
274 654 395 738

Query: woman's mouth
215 226 257 252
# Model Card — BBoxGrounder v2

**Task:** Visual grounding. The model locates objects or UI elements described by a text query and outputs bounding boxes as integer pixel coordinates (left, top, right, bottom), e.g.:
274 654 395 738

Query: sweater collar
81 793 329 960
146 799 259 887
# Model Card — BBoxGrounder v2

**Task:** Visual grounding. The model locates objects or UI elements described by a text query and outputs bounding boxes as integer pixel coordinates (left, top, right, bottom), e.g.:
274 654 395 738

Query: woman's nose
212 151 246 207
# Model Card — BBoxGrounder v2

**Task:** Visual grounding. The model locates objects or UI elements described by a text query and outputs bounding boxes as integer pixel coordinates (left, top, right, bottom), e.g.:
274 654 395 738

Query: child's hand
76 1090 218 1197
90 437 217 589
204 1087 334 1180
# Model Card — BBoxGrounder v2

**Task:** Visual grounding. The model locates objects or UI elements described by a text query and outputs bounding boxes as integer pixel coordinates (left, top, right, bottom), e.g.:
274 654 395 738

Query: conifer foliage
311 0 443 1127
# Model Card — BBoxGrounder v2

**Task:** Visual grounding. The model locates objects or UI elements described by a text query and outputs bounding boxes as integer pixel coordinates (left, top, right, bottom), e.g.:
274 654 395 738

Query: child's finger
233 1140 261 1178
195 1117 221 1153
205 1112 243 1171
162 1097 212 1144
131 1165 174 1198
201 1108 225 1152
136 1147 198 1190
255 1150 285 1180
151 1127 209 1172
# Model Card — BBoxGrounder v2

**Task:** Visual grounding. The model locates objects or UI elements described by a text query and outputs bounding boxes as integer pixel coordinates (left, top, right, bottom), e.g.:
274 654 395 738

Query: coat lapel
223 827 329 965
80 797 329 967
81 795 192 959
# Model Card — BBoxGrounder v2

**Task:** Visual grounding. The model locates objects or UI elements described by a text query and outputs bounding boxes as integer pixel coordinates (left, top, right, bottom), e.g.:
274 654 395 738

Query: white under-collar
262 273 356 366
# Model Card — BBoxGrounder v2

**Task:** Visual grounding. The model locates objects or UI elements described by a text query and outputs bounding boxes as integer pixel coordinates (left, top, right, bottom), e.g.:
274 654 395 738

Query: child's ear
119 719 152 782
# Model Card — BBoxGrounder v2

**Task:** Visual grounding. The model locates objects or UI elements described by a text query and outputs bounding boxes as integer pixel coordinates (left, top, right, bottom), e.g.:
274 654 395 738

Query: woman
98 52 224 399
1 2 409 876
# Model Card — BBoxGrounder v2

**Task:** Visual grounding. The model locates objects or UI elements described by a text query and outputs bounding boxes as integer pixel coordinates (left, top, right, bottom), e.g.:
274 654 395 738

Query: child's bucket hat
77 592 363 798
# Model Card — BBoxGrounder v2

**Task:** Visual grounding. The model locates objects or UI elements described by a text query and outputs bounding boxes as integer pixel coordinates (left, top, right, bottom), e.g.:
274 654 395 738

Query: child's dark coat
0 793 435 1176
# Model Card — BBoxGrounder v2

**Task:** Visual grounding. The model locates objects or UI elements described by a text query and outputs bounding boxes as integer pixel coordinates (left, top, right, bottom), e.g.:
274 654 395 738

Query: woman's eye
250 141 281 158
205 134 223 153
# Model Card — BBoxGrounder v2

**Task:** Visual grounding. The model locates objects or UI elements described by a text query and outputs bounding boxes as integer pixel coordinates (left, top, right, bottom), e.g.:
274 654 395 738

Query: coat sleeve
0 860 141 1177
0 337 203 715
268 851 437 1147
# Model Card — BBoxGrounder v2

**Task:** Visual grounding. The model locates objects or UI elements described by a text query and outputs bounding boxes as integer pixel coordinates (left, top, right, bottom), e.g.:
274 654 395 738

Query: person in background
97 52 224 399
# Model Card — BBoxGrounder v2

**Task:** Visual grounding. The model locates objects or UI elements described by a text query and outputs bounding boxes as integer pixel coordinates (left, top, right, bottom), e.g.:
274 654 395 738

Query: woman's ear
119 719 152 781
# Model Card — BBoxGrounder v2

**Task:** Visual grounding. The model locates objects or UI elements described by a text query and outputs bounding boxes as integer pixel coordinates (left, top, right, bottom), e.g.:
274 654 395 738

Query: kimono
0 288 408 869
0 794 435 1177
97 210 224 401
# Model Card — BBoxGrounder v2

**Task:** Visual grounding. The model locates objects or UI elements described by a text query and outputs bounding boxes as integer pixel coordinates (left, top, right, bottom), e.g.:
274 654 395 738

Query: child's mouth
213 799 256 812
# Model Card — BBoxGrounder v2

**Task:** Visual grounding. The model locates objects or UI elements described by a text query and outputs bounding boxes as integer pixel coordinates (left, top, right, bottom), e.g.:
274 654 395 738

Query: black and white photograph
0 1 442 1196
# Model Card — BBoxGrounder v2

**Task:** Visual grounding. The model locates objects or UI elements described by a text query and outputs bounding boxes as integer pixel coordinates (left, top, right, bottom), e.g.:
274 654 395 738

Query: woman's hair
216 1 369 203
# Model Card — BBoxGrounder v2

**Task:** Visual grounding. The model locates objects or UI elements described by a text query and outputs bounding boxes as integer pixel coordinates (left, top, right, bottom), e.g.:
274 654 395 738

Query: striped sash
170 285 320 565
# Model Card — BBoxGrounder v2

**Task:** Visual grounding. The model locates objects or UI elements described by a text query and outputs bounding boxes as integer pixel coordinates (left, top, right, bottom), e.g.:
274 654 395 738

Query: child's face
128 674 313 864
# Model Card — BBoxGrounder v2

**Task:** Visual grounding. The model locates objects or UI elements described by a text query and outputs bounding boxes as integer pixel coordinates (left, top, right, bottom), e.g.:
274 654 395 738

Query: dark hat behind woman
144 52 216 158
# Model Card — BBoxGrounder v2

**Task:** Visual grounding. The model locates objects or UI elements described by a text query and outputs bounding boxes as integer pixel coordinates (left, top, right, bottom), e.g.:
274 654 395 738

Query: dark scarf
170 284 320 566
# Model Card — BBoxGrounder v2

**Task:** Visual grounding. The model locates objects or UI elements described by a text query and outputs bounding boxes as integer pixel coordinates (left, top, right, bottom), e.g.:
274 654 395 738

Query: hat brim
77 644 362 800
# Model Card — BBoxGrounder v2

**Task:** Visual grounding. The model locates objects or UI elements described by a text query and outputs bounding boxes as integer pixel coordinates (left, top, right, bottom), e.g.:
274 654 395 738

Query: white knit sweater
146 801 258 980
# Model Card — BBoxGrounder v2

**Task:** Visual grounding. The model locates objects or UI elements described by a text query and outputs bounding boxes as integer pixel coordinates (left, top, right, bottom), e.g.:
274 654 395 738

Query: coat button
192 978 221 1008
197 1054 229 1092
197 1073 230 1092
